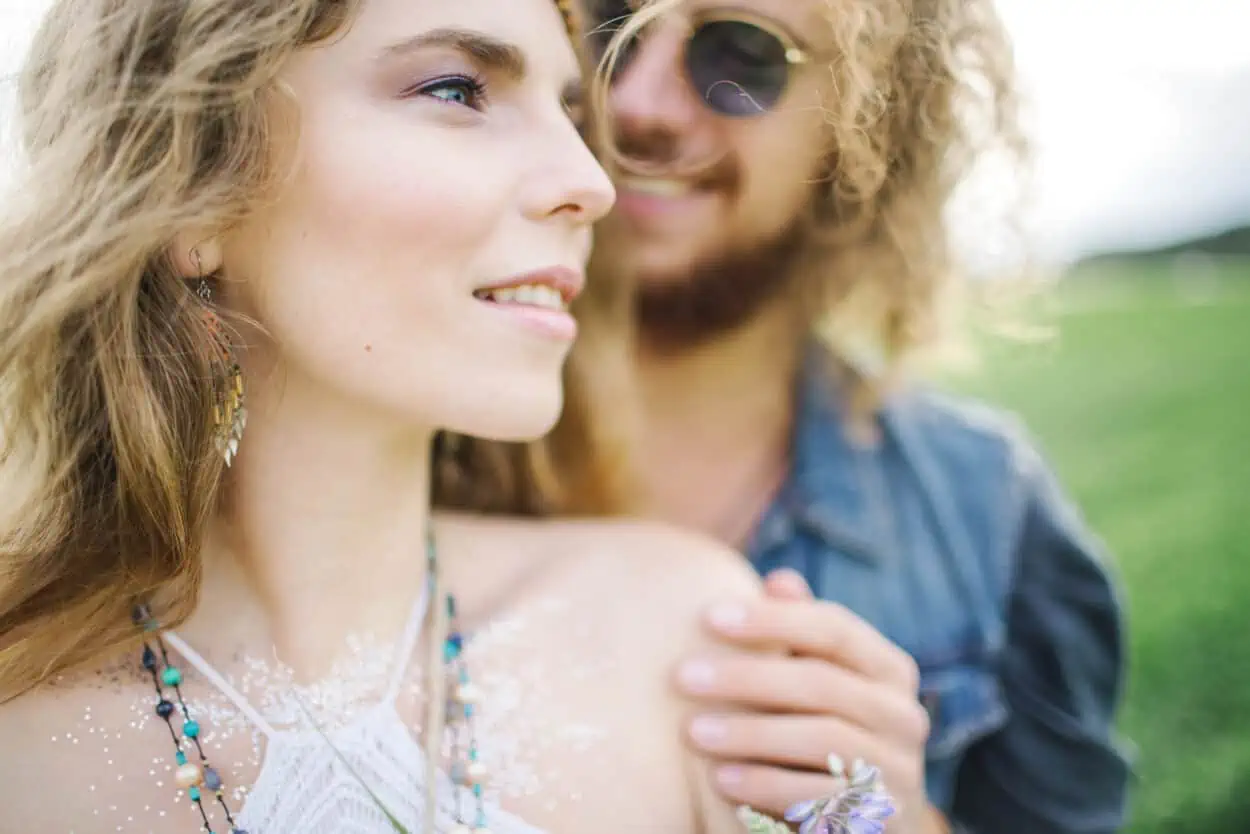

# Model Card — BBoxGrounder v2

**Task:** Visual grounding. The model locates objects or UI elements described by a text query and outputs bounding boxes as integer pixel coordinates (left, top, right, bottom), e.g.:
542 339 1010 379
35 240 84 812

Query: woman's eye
411 75 487 110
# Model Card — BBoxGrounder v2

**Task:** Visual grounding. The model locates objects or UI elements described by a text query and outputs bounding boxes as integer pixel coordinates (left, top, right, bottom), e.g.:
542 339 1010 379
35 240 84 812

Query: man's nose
607 23 706 146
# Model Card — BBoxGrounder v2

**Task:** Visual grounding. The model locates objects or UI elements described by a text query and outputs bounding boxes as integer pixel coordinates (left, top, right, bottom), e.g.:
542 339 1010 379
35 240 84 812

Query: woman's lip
479 301 578 341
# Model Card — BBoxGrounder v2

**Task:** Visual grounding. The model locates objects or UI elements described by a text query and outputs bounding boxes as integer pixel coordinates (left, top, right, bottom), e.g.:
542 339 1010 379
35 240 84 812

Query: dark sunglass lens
686 20 790 116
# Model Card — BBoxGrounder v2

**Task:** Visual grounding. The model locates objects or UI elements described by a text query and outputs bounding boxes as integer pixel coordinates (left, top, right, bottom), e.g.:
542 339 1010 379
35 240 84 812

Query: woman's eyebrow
378 27 527 81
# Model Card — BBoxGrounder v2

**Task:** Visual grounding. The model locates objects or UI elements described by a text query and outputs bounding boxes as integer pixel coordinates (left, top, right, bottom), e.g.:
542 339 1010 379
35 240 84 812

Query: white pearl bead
466 761 487 782
175 763 203 789
455 683 482 704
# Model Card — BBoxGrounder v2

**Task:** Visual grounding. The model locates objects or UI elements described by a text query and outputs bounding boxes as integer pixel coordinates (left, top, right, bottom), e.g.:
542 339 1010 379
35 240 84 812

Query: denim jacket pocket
921 664 1009 762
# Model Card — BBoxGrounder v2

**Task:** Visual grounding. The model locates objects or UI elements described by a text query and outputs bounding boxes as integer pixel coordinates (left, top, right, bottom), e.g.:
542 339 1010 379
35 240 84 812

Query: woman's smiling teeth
474 283 567 311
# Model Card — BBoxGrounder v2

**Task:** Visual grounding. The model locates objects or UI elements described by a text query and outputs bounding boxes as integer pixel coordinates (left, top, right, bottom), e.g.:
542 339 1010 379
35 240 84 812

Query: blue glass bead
155 700 174 720
183 720 200 738
162 666 183 687
142 645 158 672
464 704 474 718
446 596 458 617
176 751 188 766
473 783 482 798
204 767 223 792
476 808 488 827
189 786 201 802
469 746 479 761
459 668 469 684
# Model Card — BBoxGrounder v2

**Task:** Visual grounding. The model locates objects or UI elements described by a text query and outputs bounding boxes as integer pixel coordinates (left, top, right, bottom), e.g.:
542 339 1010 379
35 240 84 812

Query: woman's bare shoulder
535 519 765 832
0 672 115 828
442 512 761 595
0 657 185 832
570 516 762 600
0 670 98 757
438 513 758 833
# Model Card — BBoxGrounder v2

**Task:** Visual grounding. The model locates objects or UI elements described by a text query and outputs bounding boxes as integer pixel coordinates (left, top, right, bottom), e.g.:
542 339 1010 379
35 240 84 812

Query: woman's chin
445 387 565 444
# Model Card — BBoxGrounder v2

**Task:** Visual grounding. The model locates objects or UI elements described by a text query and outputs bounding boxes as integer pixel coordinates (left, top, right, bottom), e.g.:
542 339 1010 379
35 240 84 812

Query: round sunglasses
589 5 810 118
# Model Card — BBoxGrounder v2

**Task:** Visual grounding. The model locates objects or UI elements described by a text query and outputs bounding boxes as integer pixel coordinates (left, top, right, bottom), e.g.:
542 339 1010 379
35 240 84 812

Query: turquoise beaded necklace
434 530 490 833
133 527 488 833
133 604 246 833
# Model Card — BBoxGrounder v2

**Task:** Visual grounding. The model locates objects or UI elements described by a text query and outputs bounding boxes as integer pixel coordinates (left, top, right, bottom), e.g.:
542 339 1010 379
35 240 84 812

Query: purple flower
784 797 840 834
847 761 881 791
844 788 895 834
783 783 895 834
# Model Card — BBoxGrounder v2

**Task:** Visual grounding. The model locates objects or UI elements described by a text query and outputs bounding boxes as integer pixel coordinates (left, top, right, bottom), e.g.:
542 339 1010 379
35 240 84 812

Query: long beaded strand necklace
132 528 489 833
132 604 247 834
435 526 488 833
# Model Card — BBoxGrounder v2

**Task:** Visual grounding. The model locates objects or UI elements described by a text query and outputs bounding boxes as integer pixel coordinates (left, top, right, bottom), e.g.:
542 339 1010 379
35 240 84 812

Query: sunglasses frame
684 8 810 69
594 5 812 116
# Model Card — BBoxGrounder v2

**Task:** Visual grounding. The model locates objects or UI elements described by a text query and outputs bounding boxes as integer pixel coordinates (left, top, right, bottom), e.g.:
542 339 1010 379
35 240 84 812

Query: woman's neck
188 367 435 680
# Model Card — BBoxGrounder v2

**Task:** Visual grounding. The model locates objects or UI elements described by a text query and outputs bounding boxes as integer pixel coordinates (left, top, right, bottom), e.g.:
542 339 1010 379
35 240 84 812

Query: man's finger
675 652 930 744
703 597 920 689
686 711 883 772
762 568 813 600
710 763 842 820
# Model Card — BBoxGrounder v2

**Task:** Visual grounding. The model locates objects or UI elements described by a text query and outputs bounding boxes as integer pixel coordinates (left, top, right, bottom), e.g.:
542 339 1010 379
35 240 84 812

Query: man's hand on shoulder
674 568 941 834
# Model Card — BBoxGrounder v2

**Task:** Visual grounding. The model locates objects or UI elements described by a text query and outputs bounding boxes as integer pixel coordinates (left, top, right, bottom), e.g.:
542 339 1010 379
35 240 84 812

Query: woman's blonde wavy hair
0 0 627 697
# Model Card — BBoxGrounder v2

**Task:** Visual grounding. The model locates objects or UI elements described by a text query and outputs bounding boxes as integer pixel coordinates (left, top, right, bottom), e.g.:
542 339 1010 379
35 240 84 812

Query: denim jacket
748 348 1134 834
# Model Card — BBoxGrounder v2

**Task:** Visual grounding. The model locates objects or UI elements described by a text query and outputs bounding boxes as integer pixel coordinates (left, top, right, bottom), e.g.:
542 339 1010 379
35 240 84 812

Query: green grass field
952 259 1250 834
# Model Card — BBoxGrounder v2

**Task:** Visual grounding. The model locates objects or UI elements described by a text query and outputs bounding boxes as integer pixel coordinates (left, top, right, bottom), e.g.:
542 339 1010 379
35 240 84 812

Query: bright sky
995 0 1250 262
2 0 1249 265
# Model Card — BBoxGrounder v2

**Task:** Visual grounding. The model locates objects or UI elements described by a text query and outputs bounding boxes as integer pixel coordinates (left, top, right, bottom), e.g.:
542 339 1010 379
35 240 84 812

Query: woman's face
219 0 615 442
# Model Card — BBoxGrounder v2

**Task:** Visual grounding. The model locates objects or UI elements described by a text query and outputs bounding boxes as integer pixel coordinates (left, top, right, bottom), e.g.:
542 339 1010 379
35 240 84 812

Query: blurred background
2 1 1247 832
953 5 1250 834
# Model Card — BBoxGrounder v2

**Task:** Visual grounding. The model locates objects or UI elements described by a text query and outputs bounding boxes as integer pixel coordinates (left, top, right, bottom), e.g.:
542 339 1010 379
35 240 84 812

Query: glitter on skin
26 596 613 832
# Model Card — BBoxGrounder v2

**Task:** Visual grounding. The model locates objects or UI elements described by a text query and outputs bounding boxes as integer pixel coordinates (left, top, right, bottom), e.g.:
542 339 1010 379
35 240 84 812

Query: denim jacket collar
750 345 897 567
750 342 983 580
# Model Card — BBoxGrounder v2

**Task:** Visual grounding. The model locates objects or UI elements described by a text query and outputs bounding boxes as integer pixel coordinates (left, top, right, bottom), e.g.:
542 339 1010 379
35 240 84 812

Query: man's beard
631 219 809 354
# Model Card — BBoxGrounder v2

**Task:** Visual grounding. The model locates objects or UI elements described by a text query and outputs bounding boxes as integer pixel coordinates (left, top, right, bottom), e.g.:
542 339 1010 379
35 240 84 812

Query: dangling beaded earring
194 252 246 466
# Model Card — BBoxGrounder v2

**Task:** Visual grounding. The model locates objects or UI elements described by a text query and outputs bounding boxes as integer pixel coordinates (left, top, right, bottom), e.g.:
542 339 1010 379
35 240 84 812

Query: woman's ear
169 233 223 278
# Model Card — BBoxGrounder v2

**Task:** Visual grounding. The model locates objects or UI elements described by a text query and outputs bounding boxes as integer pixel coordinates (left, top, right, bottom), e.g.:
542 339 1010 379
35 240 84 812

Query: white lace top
161 584 550 834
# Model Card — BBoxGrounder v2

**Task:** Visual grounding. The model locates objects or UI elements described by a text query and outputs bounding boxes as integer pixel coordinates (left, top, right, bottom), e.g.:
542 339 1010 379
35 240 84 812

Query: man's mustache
611 130 739 191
